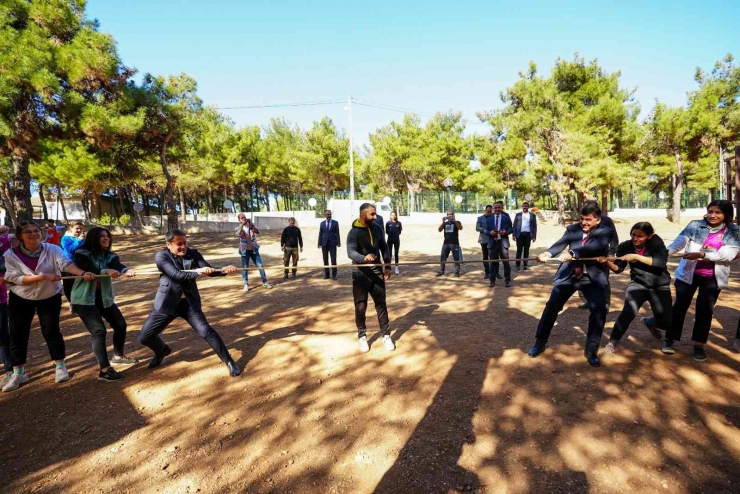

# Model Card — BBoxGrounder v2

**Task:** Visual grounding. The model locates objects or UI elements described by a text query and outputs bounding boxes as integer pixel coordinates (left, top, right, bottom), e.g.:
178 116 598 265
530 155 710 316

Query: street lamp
443 177 454 211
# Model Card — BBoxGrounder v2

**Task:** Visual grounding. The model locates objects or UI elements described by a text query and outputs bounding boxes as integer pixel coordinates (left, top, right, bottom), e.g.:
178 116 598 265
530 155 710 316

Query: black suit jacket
318 219 341 247
546 224 611 287
153 248 226 316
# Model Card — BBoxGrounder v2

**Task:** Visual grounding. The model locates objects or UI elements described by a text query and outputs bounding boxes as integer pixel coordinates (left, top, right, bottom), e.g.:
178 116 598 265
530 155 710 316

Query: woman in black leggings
385 211 402 275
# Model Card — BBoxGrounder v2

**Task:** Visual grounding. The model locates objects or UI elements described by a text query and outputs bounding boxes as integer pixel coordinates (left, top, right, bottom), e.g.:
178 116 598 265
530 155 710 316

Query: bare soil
1 215 738 493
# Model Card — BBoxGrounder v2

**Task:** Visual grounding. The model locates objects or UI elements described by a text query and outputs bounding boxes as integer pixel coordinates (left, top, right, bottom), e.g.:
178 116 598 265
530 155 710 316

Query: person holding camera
235 213 271 292
436 210 463 277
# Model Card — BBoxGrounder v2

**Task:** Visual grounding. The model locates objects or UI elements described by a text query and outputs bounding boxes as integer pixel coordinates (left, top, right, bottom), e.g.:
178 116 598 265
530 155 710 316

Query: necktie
574 233 590 279
326 221 330 231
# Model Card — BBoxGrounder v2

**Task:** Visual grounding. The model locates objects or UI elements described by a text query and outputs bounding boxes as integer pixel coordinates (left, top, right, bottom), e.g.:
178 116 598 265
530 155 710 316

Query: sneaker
382 335 395 351
692 345 707 362
291 273 297 278
0 372 13 388
604 341 618 355
641 317 663 340
111 355 139 365
358 336 369 353
243 284 249 292
98 368 124 382
394 267 400 275
436 271 444 277
578 302 590 310
732 339 740 354
2 372 29 392
283 273 288 279
661 339 675 355
263 282 272 289
55 365 70 383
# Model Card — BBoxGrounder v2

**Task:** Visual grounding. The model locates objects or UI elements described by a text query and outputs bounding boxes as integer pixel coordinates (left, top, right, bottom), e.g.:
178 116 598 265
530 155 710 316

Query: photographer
436 210 463 277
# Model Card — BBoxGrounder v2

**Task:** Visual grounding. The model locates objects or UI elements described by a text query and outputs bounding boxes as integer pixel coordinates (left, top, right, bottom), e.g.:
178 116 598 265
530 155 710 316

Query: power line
354 100 491 127
216 99 345 110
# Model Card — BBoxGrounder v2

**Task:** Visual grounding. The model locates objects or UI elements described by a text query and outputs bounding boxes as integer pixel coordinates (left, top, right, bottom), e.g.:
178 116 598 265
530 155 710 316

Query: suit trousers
138 298 232 363
535 278 607 353
488 240 511 281
322 246 338 278
480 243 490 276
515 232 532 268
352 270 390 338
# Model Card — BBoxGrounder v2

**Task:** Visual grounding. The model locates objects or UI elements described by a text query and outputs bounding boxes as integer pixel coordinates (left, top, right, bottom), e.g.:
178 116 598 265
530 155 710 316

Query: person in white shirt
2 221 95 392
513 202 538 271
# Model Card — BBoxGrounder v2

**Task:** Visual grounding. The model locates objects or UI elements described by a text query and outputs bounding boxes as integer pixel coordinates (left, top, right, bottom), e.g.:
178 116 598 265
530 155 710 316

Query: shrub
118 214 131 226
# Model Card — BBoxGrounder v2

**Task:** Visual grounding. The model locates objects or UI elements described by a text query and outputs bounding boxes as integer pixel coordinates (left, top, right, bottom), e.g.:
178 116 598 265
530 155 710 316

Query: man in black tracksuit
347 203 394 353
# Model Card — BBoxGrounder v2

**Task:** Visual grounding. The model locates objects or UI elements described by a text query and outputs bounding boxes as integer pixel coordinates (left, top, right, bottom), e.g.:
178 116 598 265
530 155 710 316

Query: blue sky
87 0 739 146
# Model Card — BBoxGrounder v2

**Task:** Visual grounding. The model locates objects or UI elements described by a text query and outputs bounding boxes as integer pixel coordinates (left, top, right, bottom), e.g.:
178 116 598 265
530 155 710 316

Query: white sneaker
243 284 249 292
358 336 369 353
394 267 400 275
382 335 396 351
0 372 13 388
55 366 70 383
2 372 29 392
604 342 617 355
263 282 272 289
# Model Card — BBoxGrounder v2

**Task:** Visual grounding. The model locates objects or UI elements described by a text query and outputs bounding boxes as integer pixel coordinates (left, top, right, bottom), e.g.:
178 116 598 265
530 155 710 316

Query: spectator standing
281 217 303 279
317 210 341 280
513 202 537 271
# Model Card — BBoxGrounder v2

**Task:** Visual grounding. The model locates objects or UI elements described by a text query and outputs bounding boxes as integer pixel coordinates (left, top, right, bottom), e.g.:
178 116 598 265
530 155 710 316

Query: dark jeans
8 292 65 366
137 298 233 363
663 277 720 344
515 232 532 268
283 247 299 275
488 240 511 281
73 292 128 369
609 282 672 342
352 270 390 338
241 250 267 285
440 244 461 274
0 303 10 372
535 278 607 354
322 246 338 278
388 241 400 266
480 243 490 276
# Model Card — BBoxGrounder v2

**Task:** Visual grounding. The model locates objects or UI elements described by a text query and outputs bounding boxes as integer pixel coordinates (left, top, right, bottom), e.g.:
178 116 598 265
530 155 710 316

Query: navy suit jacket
153 248 226 316
318 219 341 248
546 223 611 287
486 213 513 249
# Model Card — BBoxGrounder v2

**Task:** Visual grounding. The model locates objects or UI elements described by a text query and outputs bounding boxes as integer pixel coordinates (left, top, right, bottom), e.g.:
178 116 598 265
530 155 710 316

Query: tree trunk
117 187 127 214
159 141 179 231
600 185 609 215
11 154 34 221
81 191 91 221
57 188 68 223
91 191 101 219
672 150 684 224
554 167 567 226
0 184 18 225
178 183 187 222
207 185 214 213
129 184 144 225
264 185 271 211
39 184 49 219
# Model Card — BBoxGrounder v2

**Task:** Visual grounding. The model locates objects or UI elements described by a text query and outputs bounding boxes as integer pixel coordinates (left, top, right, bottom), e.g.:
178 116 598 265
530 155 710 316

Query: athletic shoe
578 302 590 310
436 271 444 277
641 317 663 340
661 339 675 355
358 336 369 353
55 365 70 383
226 361 241 377
0 372 13 388
263 282 272 289
732 339 740 354
283 273 288 279
382 335 395 351
604 342 618 355
692 345 707 362
2 372 29 392
111 355 139 365
394 267 400 275
505 280 511 288
98 368 124 382
243 284 249 292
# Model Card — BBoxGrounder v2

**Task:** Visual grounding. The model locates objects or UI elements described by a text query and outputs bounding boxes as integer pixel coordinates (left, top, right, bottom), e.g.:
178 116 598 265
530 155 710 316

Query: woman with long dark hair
645 200 740 361
385 211 402 275
71 227 138 381
2 222 95 392
599 222 672 355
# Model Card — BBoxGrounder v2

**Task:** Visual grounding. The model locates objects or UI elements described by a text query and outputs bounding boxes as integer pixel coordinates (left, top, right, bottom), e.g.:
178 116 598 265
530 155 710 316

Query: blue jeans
241 250 267 285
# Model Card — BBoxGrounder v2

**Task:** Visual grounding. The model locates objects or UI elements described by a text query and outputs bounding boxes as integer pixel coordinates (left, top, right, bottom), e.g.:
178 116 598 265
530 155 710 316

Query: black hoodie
347 218 391 275
613 234 671 287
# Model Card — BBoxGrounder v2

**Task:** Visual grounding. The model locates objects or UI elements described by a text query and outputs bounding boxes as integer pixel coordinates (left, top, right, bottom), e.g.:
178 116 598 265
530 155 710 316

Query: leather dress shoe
505 280 511 288
226 360 241 377
489 279 495 288
528 341 547 358
585 351 601 367
496 274 504 280
148 345 172 369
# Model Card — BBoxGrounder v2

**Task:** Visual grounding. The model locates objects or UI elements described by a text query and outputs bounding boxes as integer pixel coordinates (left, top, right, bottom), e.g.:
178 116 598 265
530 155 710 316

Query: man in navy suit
528 203 611 367
513 201 537 271
488 201 513 288
317 209 341 280
138 230 242 377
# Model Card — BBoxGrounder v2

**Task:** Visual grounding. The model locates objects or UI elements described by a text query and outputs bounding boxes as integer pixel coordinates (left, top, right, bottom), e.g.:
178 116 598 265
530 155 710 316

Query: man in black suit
317 209 341 280
488 201 513 288
513 201 537 271
138 230 241 377
528 203 611 367
578 200 618 309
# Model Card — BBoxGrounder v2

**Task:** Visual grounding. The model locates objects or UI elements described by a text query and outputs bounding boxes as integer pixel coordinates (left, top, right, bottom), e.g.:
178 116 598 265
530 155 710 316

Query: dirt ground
1 214 739 494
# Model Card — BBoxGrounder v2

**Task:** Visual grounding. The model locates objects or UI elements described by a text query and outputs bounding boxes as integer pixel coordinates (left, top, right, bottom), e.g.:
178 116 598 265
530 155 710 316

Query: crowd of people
0 198 738 392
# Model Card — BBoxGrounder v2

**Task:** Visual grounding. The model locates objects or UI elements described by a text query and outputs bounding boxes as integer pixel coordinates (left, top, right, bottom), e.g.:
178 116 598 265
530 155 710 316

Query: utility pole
346 95 355 214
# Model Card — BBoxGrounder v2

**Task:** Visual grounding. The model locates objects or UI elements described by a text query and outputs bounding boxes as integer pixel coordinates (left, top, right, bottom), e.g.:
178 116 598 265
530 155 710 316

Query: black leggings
610 282 672 342
73 291 128 369
8 292 65 366
388 241 400 265
666 277 721 344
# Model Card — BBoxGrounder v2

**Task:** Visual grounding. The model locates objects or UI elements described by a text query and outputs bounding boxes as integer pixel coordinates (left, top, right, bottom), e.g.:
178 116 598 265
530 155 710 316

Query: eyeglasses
21 230 40 235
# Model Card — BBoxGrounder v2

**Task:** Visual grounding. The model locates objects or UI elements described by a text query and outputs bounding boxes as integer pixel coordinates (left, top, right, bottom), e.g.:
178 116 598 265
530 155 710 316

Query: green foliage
118 213 131 226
